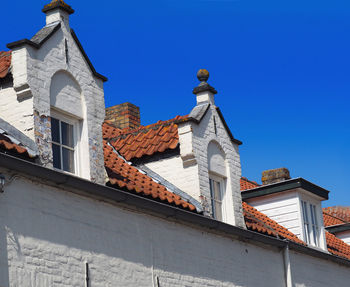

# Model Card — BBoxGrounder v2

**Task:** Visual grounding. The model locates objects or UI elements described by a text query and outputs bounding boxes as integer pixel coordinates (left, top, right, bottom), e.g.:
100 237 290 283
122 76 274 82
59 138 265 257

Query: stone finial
197 69 209 83
193 69 217 95
262 168 291 185
42 0 75 15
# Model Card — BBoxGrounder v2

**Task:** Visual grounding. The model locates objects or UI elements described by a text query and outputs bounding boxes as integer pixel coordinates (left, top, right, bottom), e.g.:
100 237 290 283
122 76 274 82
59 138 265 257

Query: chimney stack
262 168 291 185
105 103 141 130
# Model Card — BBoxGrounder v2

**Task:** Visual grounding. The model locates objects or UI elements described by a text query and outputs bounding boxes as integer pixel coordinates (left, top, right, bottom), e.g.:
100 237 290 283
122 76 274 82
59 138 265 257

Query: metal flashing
242 178 329 200
326 223 350 234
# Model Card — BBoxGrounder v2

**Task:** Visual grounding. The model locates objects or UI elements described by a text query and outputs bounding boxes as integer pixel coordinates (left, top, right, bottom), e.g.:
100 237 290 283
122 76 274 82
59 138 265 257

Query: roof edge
0 152 349 266
7 23 61 50
215 107 242 145
70 29 108 82
326 223 350 234
242 177 330 200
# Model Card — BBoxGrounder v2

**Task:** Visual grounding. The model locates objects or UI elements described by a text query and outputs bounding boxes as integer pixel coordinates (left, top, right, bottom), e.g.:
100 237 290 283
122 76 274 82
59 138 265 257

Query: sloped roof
326 231 350 260
0 51 11 79
323 210 348 227
323 206 350 223
104 140 196 212
242 201 305 245
103 116 188 161
0 133 35 159
240 177 260 191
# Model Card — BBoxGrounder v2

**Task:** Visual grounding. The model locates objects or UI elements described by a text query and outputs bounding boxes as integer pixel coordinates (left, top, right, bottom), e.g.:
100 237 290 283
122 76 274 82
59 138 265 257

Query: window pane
62 147 75 173
61 121 74 147
213 181 221 202
52 143 61 169
51 118 60 143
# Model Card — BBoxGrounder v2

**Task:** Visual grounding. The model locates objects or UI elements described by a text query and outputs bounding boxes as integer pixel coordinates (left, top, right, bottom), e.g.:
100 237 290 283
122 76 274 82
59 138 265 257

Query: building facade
0 1 349 286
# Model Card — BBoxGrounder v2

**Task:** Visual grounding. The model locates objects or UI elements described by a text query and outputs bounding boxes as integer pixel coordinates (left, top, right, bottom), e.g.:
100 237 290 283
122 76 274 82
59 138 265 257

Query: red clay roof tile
103 140 196 212
323 206 350 223
103 116 188 161
0 133 34 159
240 177 260 191
0 51 11 79
326 231 350 260
243 201 305 245
323 211 347 227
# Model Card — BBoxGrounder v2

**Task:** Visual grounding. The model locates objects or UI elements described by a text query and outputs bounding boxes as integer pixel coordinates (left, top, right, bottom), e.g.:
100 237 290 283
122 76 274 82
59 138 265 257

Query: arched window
208 141 227 221
50 71 83 175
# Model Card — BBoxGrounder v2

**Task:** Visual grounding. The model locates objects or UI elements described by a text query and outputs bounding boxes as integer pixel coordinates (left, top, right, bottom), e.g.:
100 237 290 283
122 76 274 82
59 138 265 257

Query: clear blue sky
2 1 350 206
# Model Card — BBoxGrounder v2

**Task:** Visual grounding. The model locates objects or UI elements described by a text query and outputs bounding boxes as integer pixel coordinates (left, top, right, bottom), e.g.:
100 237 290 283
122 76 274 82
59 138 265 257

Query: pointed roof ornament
42 0 75 15
193 69 217 95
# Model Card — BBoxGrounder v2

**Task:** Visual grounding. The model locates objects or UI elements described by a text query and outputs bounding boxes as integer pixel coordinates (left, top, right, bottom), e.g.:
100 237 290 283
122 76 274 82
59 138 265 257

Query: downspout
283 242 293 287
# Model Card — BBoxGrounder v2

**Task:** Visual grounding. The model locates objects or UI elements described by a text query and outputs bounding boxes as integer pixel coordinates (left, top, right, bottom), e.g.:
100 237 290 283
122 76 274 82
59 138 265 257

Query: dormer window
301 200 320 247
208 141 229 222
51 110 79 174
209 175 225 221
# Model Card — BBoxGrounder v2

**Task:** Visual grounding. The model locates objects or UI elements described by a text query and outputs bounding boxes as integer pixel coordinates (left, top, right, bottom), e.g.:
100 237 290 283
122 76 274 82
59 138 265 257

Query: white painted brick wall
2 11 106 183
0 86 34 138
145 155 201 201
0 172 349 286
145 99 244 227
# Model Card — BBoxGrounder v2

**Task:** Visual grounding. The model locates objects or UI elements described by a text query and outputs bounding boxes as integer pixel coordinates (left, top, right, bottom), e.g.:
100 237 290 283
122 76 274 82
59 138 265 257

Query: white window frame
51 109 81 176
209 173 226 222
301 199 320 247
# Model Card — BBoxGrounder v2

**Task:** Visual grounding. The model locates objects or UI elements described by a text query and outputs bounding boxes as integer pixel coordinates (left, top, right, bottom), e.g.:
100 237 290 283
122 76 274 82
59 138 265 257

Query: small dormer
104 70 245 227
242 168 329 250
0 1 107 184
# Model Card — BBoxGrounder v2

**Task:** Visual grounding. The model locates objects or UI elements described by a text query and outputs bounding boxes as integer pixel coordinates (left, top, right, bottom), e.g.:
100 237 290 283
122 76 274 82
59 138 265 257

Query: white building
0 1 349 286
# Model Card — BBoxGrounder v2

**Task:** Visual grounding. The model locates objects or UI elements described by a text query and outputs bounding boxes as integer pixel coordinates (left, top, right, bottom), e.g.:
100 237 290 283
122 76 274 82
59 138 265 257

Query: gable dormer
0 1 107 183
105 70 245 227
242 168 329 250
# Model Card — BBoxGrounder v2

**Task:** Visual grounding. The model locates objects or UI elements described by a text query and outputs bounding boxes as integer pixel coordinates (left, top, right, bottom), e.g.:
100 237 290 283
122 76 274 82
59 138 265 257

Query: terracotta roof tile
323 211 347 227
103 115 189 161
326 231 350 260
323 206 350 223
240 177 260 191
0 133 34 159
103 140 196 212
0 51 11 79
243 201 305 245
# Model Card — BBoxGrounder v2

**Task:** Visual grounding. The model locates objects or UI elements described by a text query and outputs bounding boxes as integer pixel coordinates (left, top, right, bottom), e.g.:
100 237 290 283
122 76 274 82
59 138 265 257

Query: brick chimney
261 168 291 185
105 103 141 130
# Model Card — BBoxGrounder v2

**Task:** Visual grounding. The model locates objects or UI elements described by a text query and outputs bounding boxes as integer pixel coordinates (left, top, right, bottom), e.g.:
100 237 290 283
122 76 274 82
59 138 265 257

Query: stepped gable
0 51 11 78
103 140 196 212
103 115 189 161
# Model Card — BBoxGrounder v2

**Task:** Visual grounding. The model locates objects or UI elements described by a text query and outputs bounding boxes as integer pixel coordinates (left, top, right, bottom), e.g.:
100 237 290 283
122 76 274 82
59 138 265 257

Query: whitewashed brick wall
0 171 349 286
0 10 106 183
145 101 244 227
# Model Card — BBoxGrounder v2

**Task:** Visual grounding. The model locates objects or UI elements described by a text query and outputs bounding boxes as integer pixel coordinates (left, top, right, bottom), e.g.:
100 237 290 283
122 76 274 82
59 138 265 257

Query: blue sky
2 1 350 206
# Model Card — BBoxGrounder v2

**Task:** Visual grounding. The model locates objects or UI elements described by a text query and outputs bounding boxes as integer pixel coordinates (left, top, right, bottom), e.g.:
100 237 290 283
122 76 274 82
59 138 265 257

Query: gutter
326 223 350 234
0 152 349 268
